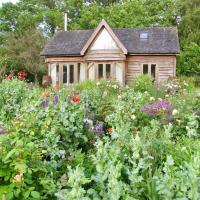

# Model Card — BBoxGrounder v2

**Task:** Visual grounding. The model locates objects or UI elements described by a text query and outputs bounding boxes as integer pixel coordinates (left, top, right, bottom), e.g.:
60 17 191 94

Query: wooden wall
126 55 176 84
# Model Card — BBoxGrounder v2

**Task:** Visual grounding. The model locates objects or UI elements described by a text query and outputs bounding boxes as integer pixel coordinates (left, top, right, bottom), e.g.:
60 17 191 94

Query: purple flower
94 121 104 136
41 98 49 108
141 100 171 116
53 95 59 105
0 125 7 136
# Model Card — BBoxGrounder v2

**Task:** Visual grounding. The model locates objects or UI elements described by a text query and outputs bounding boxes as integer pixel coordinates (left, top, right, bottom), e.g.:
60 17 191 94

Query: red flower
18 71 27 77
108 127 113 135
19 77 25 81
72 96 80 102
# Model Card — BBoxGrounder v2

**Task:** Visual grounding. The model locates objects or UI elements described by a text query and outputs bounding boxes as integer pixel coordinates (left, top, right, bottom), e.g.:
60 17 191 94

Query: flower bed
0 77 199 199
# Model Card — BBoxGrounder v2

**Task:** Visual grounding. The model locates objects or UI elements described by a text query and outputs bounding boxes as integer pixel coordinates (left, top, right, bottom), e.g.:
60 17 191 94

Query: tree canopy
0 0 199 79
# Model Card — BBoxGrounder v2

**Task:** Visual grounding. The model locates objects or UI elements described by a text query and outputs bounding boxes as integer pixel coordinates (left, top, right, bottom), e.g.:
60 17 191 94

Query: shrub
131 74 154 93
177 42 200 76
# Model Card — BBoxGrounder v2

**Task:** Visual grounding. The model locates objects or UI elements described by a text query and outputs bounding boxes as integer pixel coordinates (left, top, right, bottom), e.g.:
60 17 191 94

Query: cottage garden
0 74 199 200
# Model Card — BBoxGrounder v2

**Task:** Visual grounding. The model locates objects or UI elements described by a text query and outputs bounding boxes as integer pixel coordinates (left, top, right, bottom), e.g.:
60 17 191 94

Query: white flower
103 91 108 97
118 95 122 99
165 94 169 98
96 82 100 86
172 109 178 116
112 85 118 89
158 98 162 101
131 114 136 120
144 91 148 94
150 97 155 101
186 126 189 130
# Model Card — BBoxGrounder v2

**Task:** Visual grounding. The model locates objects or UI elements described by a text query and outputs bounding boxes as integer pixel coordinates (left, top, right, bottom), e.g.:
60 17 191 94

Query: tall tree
178 0 200 47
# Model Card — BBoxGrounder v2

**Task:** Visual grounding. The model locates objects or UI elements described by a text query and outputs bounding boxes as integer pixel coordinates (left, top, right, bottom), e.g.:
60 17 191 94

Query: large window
69 64 74 83
63 65 67 84
98 64 103 79
78 63 81 82
106 64 111 79
56 64 59 83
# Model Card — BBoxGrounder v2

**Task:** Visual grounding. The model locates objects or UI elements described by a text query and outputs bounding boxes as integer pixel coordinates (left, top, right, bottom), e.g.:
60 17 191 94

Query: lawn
0 76 199 200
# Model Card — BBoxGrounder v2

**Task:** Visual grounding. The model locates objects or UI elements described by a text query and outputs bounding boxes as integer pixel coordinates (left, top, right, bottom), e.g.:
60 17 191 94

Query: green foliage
0 0 199 81
177 43 200 76
131 74 154 93
0 78 199 199
0 30 46 82
0 79 31 121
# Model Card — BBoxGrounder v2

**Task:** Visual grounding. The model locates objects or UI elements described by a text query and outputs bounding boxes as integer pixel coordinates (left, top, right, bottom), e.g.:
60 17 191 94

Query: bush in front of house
0 77 199 199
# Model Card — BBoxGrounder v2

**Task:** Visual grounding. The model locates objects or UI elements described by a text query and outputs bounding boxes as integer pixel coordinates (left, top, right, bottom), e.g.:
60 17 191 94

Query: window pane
78 63 81 82
143 64 148 74
106 64 111 79
151 64 156 79
56 64 59 82
98 64 103 79
63 65 67 83
70 64 74 83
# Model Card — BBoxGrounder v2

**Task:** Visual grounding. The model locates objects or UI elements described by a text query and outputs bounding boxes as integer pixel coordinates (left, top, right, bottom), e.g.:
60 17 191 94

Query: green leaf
3 149 18 162
31 191 40 199
14 163 27 173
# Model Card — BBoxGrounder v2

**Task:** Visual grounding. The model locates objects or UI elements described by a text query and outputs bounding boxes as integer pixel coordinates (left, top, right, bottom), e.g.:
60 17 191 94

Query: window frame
141 63 157 81
97 62 112 80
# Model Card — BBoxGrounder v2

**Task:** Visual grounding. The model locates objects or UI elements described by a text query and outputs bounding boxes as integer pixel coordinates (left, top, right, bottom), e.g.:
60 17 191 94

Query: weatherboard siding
126 55 176 84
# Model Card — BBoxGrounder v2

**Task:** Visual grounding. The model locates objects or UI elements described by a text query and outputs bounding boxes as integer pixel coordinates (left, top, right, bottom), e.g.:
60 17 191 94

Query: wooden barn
41 19 180 86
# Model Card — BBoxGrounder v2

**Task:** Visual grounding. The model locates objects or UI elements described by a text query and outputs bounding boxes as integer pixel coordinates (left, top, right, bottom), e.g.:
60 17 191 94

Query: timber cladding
126 55 176 84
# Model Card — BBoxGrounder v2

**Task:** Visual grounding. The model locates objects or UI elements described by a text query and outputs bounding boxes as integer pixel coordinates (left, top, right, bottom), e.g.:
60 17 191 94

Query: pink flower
14 173 23 183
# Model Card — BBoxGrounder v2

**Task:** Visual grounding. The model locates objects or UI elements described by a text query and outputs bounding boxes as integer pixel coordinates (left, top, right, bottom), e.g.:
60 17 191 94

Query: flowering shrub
0 78 199 199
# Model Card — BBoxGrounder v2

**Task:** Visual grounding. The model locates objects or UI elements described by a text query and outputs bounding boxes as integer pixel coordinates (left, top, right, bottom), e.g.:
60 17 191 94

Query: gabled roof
41 20 180 56
80 19 127 55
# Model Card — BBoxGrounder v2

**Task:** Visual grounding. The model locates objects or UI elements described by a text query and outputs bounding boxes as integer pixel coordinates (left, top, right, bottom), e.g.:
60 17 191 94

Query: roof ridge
112 26 178 30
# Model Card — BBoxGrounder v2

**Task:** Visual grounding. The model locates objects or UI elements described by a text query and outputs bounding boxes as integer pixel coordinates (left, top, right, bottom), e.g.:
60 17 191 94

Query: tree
177 43 200 76
3 30 46 82
178 0 200 47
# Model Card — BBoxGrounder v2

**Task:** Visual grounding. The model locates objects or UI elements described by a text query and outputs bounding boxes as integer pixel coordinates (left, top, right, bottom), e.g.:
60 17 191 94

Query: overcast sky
0 0 19 7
